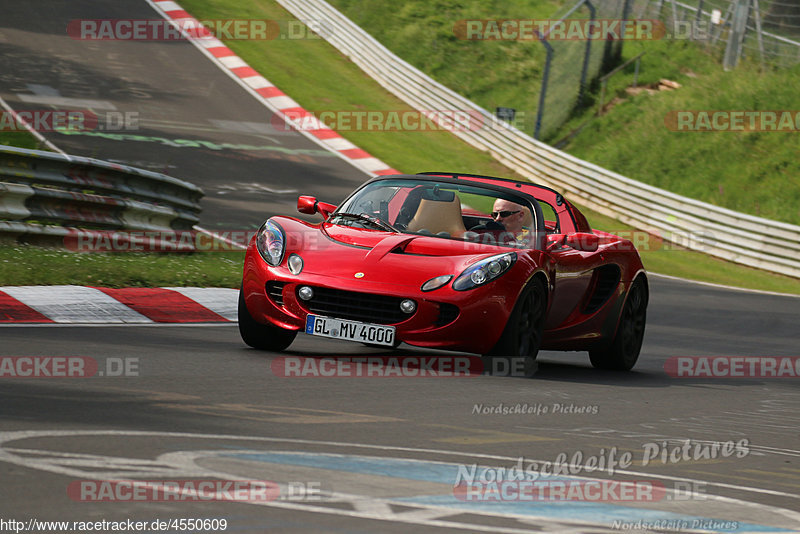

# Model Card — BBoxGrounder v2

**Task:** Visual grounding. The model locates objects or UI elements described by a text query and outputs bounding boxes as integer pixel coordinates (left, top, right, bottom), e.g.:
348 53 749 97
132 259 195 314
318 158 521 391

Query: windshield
333 179 540 249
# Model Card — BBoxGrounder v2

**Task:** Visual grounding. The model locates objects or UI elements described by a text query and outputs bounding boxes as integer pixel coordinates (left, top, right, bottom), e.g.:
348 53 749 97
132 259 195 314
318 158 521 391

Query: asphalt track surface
1 1 799 533
1 277 800 532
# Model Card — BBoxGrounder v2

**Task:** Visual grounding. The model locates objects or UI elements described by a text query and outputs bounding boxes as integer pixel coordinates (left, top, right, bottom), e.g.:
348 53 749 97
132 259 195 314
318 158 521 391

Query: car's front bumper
242 247 517 354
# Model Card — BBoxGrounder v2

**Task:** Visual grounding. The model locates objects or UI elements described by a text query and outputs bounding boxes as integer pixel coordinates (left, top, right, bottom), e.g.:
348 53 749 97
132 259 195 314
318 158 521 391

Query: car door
538 199 601 330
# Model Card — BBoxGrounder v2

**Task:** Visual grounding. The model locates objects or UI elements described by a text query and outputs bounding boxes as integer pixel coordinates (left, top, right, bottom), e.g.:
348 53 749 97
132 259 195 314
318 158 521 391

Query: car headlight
453 252 516 291
256 220 285 266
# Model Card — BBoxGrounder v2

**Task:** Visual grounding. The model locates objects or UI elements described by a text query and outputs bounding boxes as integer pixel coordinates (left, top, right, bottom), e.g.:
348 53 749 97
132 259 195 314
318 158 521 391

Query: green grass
559 41 800 226
0 246 243 288
0 131 41 150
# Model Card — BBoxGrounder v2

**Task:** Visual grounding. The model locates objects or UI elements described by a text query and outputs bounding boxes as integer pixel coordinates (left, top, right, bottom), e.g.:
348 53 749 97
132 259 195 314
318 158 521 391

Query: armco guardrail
0 144 203 242
276 0 800 279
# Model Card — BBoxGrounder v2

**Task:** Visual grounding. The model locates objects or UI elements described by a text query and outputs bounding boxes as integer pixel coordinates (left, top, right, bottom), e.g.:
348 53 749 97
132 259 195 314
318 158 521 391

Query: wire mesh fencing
641 0 800 68
535 0 651 140
534 0 800 139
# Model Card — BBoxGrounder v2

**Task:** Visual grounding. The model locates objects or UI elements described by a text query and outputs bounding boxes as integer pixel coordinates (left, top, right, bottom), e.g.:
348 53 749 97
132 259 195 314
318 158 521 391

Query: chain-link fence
534 0 800 140
534 0 652 140
753 0 800 65
641 0 800 68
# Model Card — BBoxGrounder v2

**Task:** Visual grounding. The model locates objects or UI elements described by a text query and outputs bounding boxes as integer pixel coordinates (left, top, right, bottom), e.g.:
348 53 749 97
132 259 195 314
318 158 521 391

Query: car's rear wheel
238 287 297 351
484 277 547 377
589 276 647 371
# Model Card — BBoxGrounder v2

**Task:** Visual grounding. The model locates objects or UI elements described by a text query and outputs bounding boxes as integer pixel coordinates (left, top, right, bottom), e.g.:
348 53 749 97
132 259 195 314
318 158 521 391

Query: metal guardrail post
723 0 750 69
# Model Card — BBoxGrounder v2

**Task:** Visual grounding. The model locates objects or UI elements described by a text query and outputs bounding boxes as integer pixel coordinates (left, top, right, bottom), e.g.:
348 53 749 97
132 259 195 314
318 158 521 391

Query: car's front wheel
589 276 647 371
484 277 547 377
238 287 297 351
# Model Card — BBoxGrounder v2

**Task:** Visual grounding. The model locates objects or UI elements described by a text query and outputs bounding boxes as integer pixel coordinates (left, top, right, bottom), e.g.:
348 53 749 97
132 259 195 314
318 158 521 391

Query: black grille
265 281 286 306
298 286 413 325
584 265 620 314
435 303 460 326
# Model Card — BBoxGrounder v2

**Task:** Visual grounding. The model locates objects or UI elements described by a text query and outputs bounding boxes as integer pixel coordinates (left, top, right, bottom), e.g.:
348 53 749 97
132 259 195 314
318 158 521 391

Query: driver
492 198 529 242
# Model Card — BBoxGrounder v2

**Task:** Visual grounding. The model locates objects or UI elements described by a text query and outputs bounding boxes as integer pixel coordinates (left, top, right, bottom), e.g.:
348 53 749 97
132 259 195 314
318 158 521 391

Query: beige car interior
406 194 467 238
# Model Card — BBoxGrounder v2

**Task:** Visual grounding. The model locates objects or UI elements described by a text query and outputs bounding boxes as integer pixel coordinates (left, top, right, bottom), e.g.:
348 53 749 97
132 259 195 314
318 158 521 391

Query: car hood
279 218 525 288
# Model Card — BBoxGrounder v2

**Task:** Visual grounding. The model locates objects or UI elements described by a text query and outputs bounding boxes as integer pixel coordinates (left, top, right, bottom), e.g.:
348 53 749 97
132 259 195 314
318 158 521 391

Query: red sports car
239 172 648 370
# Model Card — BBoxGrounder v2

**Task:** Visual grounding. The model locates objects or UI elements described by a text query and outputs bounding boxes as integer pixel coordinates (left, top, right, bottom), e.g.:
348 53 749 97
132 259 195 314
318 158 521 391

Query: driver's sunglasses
491 210 521 219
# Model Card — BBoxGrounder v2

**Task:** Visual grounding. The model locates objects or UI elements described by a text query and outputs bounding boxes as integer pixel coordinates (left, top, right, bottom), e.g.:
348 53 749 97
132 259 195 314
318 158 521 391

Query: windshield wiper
330 212 400 233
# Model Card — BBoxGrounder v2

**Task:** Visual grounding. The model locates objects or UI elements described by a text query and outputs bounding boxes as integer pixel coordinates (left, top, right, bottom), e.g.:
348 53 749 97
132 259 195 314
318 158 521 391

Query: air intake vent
583 265 620 314
298 286 414 325
265 281 286 306
435 303 459 326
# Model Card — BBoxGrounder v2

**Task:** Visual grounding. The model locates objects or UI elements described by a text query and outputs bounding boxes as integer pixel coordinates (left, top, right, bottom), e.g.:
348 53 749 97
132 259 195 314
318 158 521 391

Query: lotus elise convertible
239 172 648 370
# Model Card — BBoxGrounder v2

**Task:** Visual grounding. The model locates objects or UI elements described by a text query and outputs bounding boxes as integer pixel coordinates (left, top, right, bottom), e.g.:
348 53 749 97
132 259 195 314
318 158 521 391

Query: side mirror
297 195 317 215
297 195 317 214
297 196 336 219
566 232 599 252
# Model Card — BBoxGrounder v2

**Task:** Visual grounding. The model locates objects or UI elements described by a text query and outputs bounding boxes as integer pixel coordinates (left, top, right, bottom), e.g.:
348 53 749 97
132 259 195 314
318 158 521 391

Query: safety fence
276 0 800 279
0 144 203 246
644 0 800 69
533 0 652 139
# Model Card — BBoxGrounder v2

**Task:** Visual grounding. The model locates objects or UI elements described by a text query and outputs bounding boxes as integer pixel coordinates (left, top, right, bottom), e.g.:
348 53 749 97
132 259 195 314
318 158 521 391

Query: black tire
238 287 297 351
484 278 547 377
589 276 648 371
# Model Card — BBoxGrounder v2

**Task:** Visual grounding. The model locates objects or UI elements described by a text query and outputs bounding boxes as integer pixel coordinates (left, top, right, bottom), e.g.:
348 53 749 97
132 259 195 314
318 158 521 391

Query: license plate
305 315 396 346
